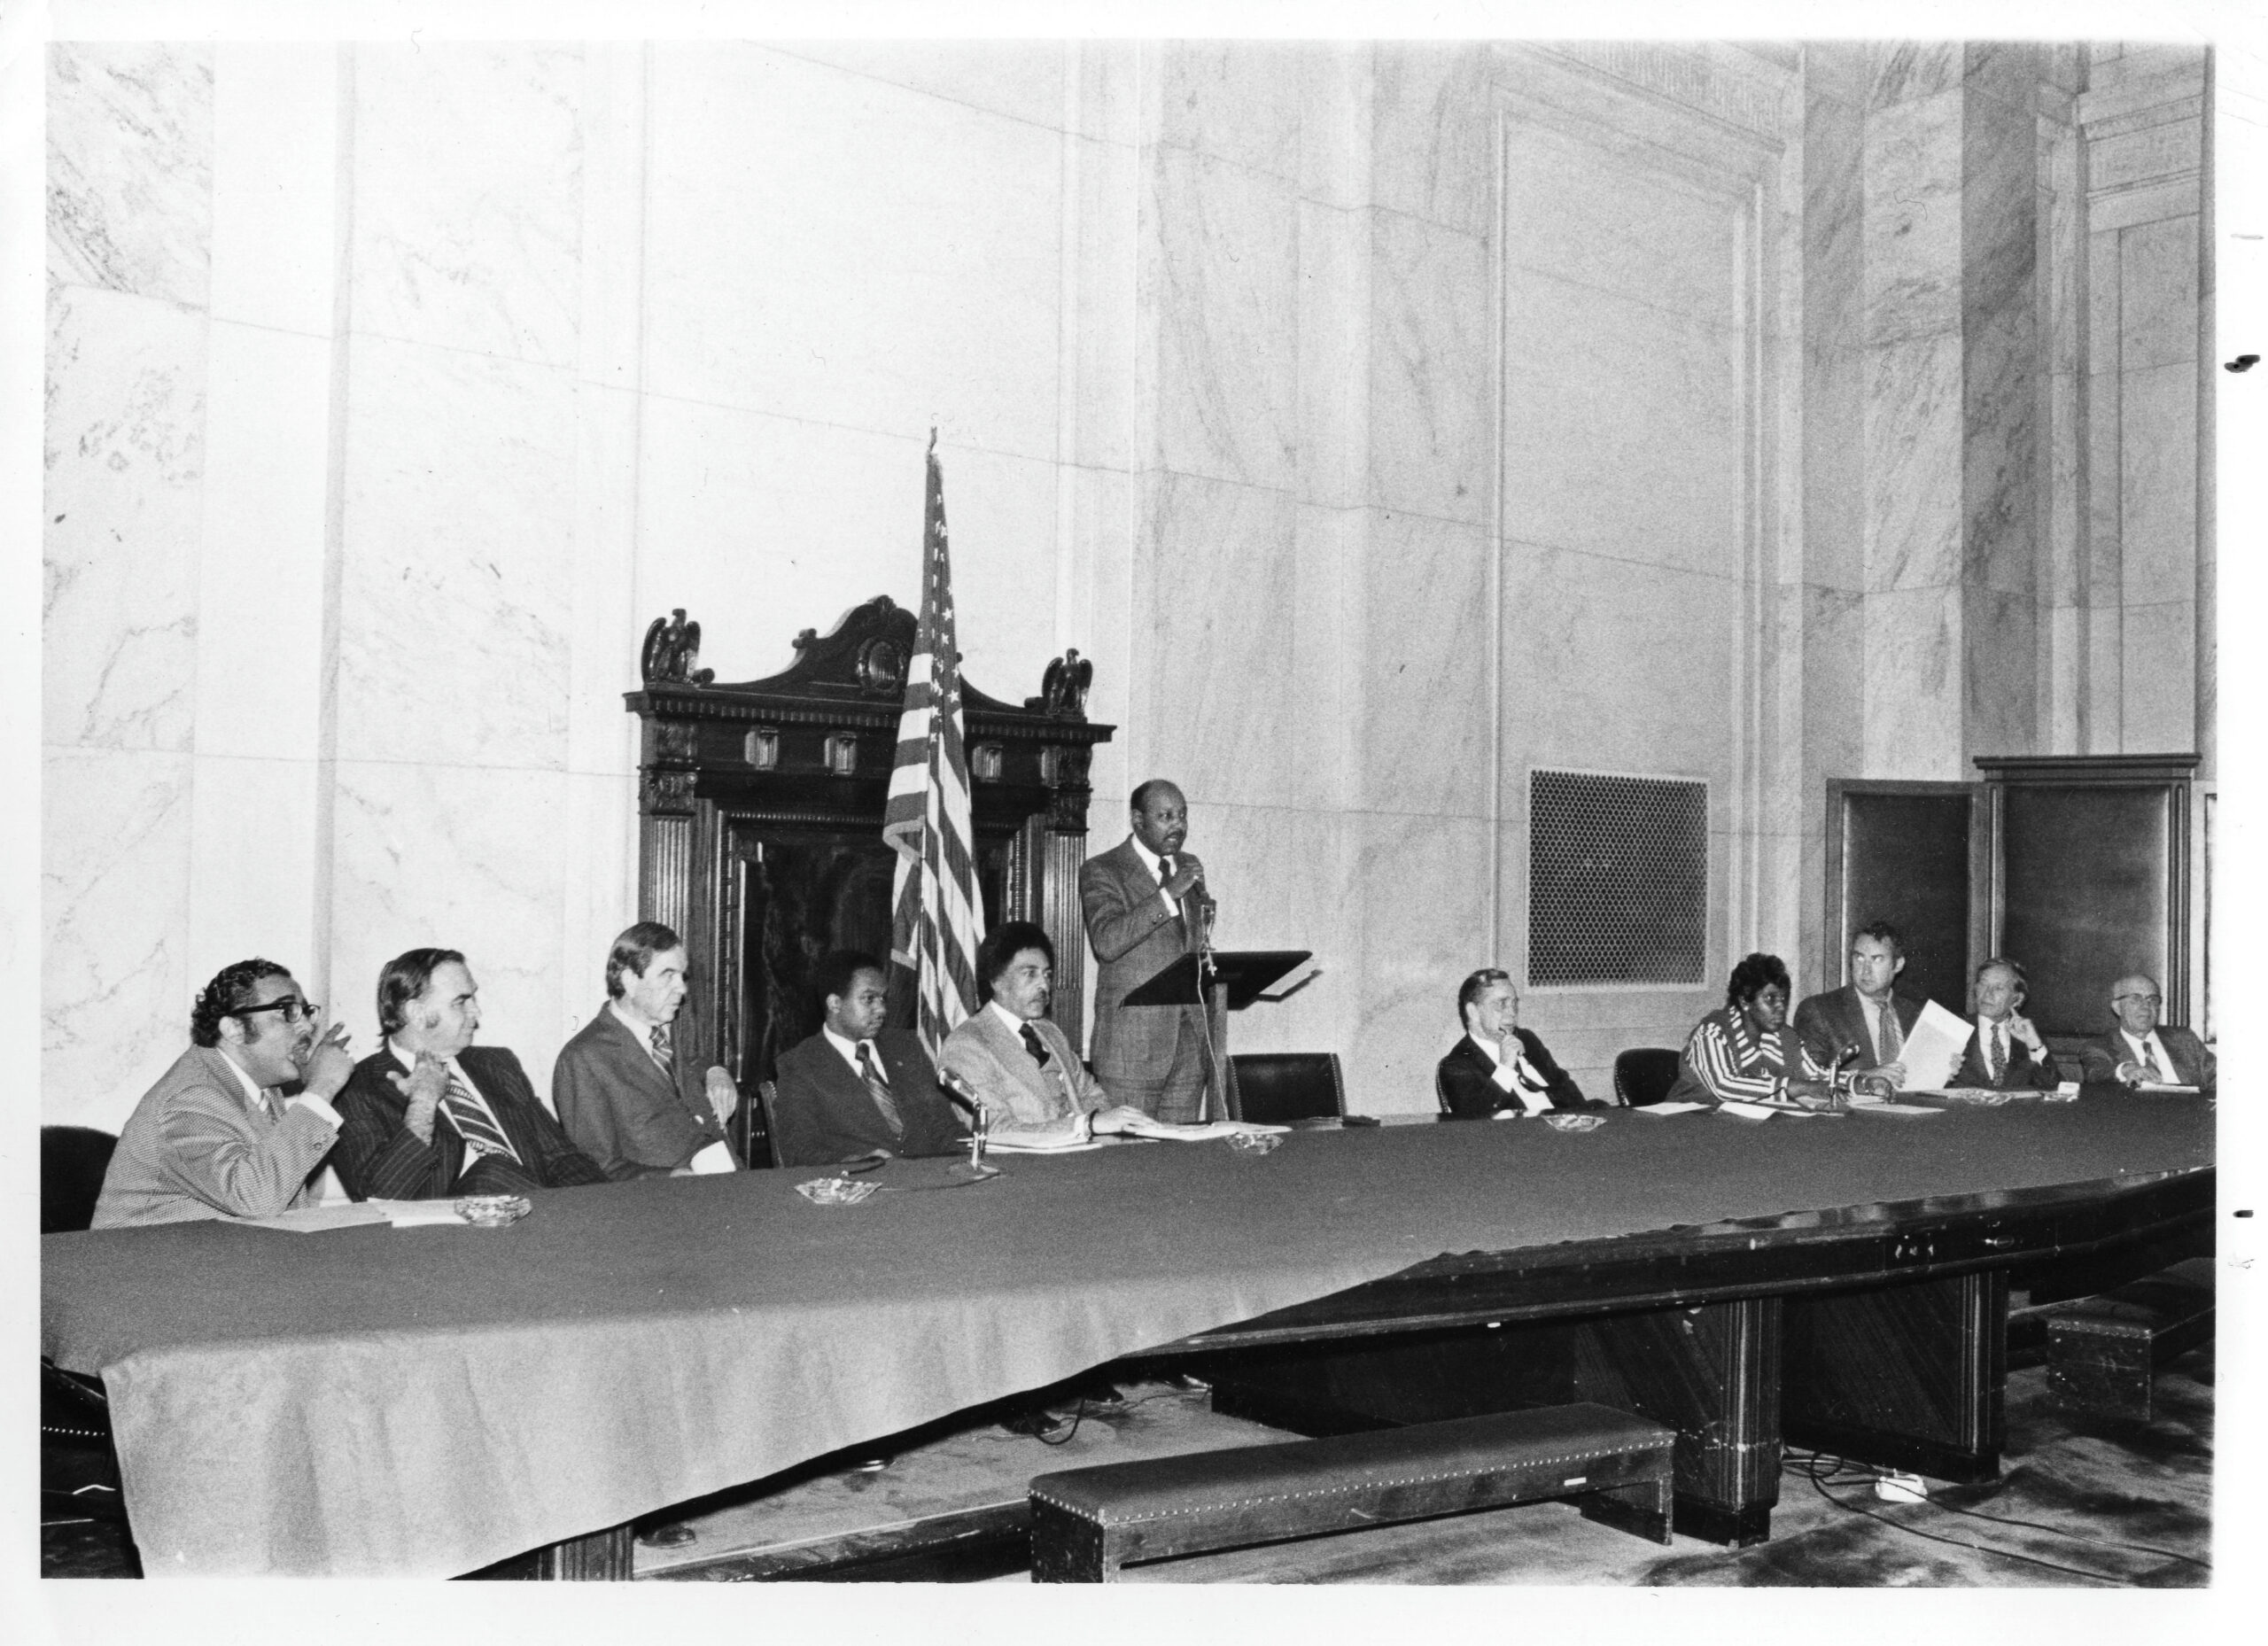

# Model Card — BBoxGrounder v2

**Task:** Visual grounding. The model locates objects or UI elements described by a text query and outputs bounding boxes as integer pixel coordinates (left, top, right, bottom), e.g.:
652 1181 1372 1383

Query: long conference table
42 1091 2213 1577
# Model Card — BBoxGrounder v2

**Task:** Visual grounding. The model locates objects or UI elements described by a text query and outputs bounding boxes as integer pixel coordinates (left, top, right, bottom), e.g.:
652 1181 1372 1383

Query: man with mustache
92 958 356 1227
1080 779 1216 1122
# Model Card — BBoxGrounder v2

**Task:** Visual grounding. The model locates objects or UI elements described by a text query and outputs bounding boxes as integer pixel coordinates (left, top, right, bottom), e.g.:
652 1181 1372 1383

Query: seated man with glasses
1436 968 1600 1117
92 959 358 1227
2078 974 2216 1091
335 947 610 1200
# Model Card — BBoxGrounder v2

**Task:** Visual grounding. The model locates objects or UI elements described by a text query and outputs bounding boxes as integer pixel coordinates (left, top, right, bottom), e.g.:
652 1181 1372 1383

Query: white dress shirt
2119 1028 2180 1082
221 1045 343 1131
386 1038 513 1179
1124 834 1184 918
1467 1031 1551 1115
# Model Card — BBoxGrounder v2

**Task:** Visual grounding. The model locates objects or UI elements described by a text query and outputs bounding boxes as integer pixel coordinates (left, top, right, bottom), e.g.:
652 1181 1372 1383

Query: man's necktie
1020 1023 1052 1067
1876 1000 1903 1066
2140 1040 2167 1082
440 1072 523 1165
1989 1023 2007 1084
855 1042 904 1139
647 1023 674 1076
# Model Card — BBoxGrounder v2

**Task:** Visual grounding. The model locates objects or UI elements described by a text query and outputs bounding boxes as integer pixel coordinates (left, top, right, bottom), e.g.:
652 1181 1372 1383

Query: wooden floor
43 1350 2212 1585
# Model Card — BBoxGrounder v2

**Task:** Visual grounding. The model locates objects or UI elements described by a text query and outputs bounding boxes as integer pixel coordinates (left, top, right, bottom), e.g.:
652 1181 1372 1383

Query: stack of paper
1894 1000 1977 1091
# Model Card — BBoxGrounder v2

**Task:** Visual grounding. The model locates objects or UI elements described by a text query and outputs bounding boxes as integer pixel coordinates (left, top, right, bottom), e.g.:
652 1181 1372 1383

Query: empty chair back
1612 1048 1682 1108
1224 1053 1345 1124
42 1126 118 1234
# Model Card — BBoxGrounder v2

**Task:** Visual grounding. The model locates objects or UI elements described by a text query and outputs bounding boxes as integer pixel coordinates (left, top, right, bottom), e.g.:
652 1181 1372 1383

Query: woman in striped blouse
1666 952 1845 1110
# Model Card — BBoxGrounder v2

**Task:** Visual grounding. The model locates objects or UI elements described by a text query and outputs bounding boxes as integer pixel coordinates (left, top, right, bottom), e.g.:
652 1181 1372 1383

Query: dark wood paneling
1783 1273 2006 1482
1998 785 2179 1035
1827 783 1983 1009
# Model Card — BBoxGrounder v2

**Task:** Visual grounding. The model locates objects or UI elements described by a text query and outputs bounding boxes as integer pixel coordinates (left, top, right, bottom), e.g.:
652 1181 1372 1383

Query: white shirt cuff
287 1091 343 1130
688 1139 735 1175
1160 889 1179 917
1488 1058 1519 1093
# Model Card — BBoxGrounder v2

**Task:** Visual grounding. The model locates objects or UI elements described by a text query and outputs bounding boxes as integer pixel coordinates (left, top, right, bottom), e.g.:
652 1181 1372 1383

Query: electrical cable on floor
1786 1450 2132 1585
1033 1397 1087 1446
1783 1448 2210 1574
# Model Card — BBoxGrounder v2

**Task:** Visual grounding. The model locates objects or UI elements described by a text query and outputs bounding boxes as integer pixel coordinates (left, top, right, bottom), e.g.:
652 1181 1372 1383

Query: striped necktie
1875 999 1902 1065
2139 1038 2166 1081
1989 1023 2008 1084
647 1022 674 1076
856 1042 905 1139
440 1069 523 1165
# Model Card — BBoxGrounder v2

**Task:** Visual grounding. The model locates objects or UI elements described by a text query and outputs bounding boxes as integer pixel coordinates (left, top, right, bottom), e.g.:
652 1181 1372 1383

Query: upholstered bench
2045 1257 2215 1423
1028 1401 1674 1581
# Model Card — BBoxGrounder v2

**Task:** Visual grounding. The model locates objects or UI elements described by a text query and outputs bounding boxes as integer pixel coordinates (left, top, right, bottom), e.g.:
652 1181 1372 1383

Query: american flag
883 431 986 1064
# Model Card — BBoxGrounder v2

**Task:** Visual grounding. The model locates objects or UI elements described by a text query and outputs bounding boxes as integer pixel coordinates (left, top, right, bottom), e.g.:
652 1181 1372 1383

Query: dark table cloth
41 1093 2212 1576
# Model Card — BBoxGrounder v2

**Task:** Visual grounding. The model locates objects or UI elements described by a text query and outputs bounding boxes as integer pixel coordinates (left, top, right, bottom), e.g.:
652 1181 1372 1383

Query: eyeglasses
2113 993 2162 1006
235 998 321 1025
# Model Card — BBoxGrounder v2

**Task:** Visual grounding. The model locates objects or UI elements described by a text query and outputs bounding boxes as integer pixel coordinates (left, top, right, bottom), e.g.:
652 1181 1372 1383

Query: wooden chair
1612 1048 1682 1107
1224 1053 1345 1124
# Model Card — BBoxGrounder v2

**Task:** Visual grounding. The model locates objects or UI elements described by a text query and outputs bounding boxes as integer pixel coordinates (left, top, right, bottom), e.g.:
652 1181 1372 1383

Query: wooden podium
1122 949 1314 1121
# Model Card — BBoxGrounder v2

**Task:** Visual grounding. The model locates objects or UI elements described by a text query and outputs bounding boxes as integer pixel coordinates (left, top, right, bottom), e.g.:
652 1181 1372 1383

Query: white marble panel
2119 215 2201 371
2085 603 2124 753
1131 472 1298 813
2089 120 2202 196
195 321 333 759
2119 360 2199 605
1803 84 1865 353
43 748 195 1130
1861 585 1964 780
1862 89 1962 344
1960 89 2036 318
48 43 213 307
1863 332 1964 592
1288 504 1360 816
1867 43 1964 110
1147 144 1300 491
643 44 1064 464
1146 40 1303 181
1071 40 1139 148
1351 512 1493 820
1962 43 2042 115
333 337 576 768
768 41 1068 130
1294 199 1371 511
1501 274 1744 578
1961 307 2038 598
633 403 1060 693
2085 346 2123 603
1803 338 1867 592
1299 40 1374 214
2046 602 2084 753
2086 227 2122 377
1962 586 2038 757
555 767 640 1052
2119 601 2195 752
328 760 571 1092
1368 213 1491 525
1497 545 1737 786
1068 462 1136 817
43 285 205 753
1066 131 1138 475
349 43 584 368
1344 810 1495 1114
209 42 343 337
1366 43 1492 235
1502 128 1743 330
1799 583 1867 777
185 754 321 993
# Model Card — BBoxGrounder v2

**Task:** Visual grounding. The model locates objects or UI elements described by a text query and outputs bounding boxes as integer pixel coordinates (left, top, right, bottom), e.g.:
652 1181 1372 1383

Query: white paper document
243 1198 478 1233
1635 1101 1711 1116
1112 1117 1291 1142
1894 1000 1976 1091
984 1137 1110 1153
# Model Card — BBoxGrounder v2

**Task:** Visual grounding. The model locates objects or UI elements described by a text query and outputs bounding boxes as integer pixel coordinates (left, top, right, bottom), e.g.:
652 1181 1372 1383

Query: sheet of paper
1714 1100 1782 1121
2137 1083 2201 1095
369 1199 477 1227
983 1137 1110 1154
1633 1101 1710 1116
1114 1117 1291 1142
1850 1102 1940 1116
1896 999 1975 1091
241 1205 393 1234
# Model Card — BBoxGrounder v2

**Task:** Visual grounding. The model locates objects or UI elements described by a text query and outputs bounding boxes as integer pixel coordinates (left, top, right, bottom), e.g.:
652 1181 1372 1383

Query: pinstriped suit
334 1045 610 1200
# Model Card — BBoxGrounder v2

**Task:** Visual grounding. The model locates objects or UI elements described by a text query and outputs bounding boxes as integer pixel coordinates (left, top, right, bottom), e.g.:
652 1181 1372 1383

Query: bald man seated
2077 973 2216 1091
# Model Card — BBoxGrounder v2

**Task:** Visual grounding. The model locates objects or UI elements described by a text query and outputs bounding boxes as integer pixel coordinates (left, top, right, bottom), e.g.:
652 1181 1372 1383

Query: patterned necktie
647 1023 674 1076
856 1042 905 1139
1020 1023 1052 1068
440 1070 523 1165
2140 1038 2166 1081
1989 1022 2007 1084
1875 998 1902 1065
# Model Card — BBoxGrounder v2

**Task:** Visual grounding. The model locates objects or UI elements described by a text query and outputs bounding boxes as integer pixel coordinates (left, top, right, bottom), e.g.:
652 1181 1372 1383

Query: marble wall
42 37 2216 1129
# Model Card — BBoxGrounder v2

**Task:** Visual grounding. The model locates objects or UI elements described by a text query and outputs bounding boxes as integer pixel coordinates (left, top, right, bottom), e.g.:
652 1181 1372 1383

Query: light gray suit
1080 837 1210 1121
939 1007 1107 1129
92 1045 340 1228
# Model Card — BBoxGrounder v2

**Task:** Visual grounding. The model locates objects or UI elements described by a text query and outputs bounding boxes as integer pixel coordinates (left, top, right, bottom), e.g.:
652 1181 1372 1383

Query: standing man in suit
553 921 741 1179
1948 958 2062 1091
770 950 968 1168
1435 967 1597 1117
2078 974 2217 1091
1794 920 1930 1086
93 959 357 1227
1080 779 1214 1122
334 947 610 1200
940 920 1152 1145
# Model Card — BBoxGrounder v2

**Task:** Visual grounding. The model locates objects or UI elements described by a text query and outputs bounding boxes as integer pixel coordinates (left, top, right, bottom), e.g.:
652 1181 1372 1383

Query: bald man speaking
1080 779 1215 1122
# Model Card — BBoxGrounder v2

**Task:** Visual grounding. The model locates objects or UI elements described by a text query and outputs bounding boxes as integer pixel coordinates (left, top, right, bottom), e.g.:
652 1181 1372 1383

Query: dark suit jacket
1080 837 1208 1081
1949 1021 2062 1091
1793 984 1928 1072
335 1044 610 1200
552 1005 739 1180
2078 1026 2216 1091
1435 1030 1589 1119
770 1029 968 1168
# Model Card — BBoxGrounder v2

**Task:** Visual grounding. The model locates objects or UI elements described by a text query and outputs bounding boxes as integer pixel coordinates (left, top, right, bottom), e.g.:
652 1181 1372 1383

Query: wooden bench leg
1579 1474 1674 1546
1029 1499 1116 1582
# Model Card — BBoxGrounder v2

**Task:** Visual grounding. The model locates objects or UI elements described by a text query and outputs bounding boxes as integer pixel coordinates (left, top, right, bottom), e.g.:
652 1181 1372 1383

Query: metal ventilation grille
1527 770 1708 988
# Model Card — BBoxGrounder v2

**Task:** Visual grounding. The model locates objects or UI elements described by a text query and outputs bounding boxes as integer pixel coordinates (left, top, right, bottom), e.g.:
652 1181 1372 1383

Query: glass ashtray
1542 1113 1605 1133
454 1193 532 1227
796 1176 882 1206
1223 1130 1282 1156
